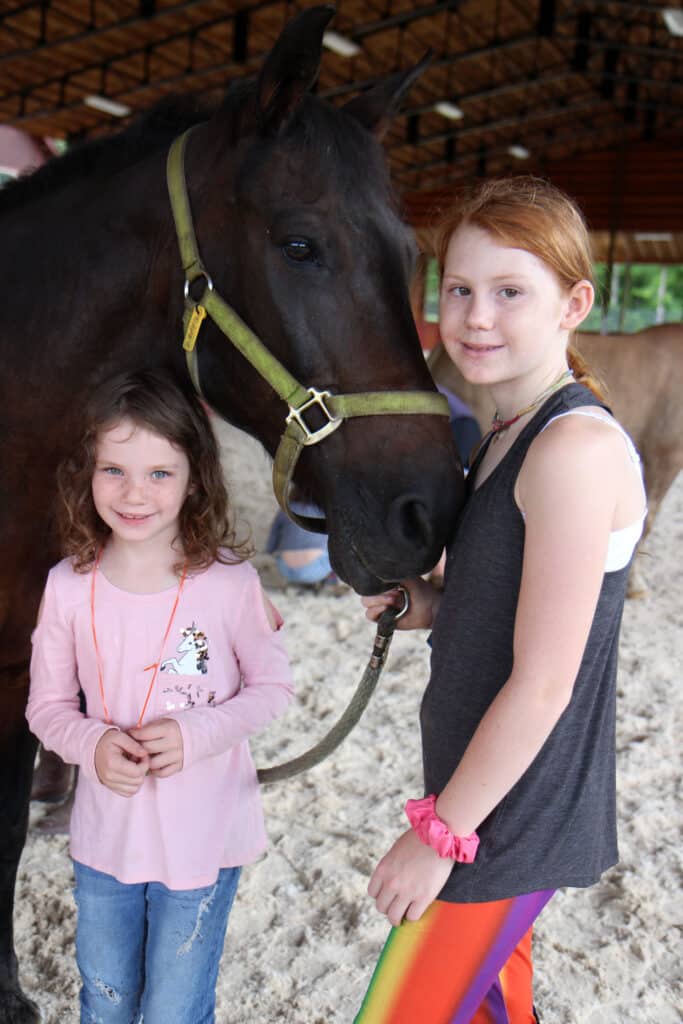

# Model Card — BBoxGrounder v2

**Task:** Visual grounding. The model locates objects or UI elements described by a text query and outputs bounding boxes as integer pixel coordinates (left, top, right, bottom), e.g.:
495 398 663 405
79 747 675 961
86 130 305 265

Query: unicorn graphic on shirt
160 622 209 675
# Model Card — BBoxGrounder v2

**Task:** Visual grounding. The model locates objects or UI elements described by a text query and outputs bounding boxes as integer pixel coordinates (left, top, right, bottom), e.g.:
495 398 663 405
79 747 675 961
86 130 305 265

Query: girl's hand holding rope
361 576 441 631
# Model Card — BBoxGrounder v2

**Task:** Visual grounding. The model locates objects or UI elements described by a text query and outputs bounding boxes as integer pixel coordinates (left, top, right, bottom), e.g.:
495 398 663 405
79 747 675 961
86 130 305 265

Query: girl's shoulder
200 555 281 632
47 556 92 591
519 406 645 517
210 550 258 578
532 407 638 471
38 556 92 625
195 552 259 594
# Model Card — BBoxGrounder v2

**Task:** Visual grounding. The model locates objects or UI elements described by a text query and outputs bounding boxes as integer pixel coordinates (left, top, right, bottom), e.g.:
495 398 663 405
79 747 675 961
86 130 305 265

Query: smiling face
91 418 192 553
439 223 588 405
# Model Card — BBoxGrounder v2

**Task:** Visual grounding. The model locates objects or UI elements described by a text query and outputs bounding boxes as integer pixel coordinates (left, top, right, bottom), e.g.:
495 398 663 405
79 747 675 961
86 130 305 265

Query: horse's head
178 7 464 593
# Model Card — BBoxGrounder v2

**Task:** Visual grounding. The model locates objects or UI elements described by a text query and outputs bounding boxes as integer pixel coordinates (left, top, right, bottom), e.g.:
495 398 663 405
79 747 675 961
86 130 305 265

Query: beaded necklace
490 368 574 440
90 548 188 727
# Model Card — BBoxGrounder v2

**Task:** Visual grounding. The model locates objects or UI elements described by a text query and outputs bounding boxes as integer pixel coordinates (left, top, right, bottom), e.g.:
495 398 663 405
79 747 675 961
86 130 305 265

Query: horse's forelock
293 95 392 194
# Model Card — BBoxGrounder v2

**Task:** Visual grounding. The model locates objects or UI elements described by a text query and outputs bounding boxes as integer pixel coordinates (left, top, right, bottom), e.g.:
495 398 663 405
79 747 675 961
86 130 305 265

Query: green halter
166 128 449 531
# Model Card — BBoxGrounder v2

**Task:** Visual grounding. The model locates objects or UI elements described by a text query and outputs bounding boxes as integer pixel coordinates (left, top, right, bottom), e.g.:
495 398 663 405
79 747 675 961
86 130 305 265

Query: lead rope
256 589 409 784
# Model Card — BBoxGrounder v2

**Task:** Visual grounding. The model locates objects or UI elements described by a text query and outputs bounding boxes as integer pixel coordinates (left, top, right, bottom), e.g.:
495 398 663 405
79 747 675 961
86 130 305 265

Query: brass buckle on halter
286 388 342 446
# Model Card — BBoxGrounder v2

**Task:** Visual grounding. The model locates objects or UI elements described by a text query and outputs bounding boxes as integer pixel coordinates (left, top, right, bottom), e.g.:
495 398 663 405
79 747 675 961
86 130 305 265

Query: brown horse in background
428 323 683 591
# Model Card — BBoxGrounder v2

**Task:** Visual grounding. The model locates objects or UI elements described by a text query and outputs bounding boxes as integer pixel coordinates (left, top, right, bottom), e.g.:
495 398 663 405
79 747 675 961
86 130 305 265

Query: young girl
357 177 646 1023
27 368 294 1024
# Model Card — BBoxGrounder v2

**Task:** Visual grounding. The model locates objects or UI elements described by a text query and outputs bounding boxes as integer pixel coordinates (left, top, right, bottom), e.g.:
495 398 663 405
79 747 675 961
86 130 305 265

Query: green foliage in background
424 259 441 322
585 263 683 333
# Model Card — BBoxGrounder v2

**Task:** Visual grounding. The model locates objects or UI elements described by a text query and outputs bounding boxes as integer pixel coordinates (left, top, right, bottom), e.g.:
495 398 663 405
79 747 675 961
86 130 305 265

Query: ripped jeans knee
73 861 241 1024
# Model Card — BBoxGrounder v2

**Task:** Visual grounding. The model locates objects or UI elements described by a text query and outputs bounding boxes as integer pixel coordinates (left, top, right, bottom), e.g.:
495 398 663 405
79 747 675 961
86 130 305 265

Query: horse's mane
0 85 250 214
0 79 393 215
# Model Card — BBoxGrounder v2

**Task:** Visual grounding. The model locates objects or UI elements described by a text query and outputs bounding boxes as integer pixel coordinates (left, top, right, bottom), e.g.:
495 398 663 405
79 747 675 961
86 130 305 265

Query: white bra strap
540 409 641 464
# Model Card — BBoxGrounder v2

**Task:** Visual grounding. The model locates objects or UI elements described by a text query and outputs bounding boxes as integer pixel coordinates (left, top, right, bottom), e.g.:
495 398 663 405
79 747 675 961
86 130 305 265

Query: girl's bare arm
367 417 637 924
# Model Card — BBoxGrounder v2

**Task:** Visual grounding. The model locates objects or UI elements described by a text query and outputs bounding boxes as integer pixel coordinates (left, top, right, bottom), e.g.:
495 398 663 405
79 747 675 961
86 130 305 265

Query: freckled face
91 418 192 550
438 224 572 387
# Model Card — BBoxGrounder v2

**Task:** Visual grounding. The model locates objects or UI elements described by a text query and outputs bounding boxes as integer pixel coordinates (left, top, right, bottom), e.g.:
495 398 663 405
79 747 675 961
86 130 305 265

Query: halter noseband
166 128 449 532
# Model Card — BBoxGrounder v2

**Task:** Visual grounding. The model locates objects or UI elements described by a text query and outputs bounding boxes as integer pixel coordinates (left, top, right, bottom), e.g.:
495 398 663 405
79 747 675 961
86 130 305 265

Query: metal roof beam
389 95 683 154
0 0 279 66
1 43 265 128
404 65 681 120
395 122 644 180
349 1 464 39
321 16 683 104
0 10 242 103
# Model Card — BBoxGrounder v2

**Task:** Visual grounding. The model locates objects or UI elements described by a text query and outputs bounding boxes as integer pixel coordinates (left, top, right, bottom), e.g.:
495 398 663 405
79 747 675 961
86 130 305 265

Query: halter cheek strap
166 128 450 532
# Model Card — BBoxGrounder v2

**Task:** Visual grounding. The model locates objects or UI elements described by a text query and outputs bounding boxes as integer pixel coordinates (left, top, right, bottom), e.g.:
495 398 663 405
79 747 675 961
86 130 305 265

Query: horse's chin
328 537 433 596
332 560 393 597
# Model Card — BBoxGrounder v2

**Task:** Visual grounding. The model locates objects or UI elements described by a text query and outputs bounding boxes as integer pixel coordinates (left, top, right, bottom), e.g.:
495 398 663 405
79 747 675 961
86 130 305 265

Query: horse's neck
4 152 173 312
0 152 180 379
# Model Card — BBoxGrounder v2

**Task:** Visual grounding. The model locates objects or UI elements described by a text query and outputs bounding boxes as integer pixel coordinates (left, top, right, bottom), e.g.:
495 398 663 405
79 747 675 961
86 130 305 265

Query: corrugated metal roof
2 1 682 243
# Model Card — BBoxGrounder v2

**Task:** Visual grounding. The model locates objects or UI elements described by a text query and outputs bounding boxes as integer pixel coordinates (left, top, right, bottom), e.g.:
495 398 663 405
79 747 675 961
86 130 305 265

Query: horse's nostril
388 495 434 552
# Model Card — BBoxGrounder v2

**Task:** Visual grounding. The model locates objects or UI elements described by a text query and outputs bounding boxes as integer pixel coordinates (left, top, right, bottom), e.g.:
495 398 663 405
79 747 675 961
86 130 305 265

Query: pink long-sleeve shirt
27 555 294 889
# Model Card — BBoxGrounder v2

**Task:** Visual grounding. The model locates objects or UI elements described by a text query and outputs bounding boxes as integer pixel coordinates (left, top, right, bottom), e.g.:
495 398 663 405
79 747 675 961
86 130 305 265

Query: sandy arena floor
15 422 682 1023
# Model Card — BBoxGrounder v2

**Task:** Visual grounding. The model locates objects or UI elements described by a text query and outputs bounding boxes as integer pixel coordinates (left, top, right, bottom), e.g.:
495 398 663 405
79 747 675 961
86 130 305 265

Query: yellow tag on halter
183 304 207 352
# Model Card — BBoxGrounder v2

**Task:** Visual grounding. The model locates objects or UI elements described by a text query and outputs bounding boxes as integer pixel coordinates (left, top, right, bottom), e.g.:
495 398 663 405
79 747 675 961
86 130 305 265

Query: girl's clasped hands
94 718 184 797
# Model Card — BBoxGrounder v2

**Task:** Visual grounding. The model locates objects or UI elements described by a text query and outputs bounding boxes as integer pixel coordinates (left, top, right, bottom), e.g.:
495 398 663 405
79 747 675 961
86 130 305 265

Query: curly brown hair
57 368 252 575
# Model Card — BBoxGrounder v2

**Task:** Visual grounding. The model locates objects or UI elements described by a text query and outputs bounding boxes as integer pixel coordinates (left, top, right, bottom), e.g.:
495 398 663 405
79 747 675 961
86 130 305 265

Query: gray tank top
422 383 628 902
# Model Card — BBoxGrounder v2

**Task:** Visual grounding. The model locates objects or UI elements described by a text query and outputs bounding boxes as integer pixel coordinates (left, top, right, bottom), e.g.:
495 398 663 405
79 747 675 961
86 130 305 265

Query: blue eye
102 466 123 476
151 470 170 480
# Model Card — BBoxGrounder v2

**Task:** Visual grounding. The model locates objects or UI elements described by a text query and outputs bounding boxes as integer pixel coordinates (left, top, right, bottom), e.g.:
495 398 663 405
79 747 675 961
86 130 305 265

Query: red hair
435 176 605 400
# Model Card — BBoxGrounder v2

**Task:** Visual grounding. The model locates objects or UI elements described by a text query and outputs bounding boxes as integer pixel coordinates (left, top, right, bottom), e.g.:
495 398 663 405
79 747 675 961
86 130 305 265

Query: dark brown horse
0 9 462 1020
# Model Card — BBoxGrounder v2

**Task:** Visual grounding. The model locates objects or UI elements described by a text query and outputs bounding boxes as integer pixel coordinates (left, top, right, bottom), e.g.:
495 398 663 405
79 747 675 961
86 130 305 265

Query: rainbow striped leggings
355 890 554 1024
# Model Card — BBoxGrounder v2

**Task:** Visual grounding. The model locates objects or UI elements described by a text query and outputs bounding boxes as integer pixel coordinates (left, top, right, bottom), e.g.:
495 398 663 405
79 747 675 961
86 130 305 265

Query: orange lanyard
90 549 188 727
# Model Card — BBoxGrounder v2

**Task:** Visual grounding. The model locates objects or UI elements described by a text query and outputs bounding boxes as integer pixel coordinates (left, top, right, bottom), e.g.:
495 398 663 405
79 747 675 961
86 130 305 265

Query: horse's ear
342 53 432 138
257 5 335 134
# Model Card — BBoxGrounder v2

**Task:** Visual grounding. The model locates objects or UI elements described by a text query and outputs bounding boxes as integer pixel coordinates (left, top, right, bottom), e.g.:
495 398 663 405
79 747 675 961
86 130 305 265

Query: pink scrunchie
405 794 480 864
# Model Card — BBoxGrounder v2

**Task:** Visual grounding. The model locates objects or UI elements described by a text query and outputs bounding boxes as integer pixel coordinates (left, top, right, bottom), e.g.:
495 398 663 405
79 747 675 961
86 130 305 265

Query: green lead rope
257 596 407 784
166 126 443 781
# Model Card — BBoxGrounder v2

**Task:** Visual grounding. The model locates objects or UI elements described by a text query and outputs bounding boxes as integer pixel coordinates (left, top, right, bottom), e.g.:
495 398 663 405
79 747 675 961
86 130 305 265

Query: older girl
357 178 646 1023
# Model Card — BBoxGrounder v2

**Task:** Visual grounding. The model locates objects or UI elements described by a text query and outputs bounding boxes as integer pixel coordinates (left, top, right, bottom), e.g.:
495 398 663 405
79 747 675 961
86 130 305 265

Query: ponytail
567 342 607 402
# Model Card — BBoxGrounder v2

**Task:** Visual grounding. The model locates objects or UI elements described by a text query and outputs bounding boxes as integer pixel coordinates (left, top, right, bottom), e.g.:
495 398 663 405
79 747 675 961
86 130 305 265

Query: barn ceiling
1 0 683 256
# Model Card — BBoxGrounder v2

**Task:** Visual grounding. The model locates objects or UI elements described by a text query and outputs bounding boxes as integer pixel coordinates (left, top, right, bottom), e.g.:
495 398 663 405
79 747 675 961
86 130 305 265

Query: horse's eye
282 238 315 263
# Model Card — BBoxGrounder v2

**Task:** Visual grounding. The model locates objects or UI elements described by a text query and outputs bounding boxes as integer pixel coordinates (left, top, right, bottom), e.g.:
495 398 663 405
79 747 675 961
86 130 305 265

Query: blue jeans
275 551 332 584
73 860 241 1024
